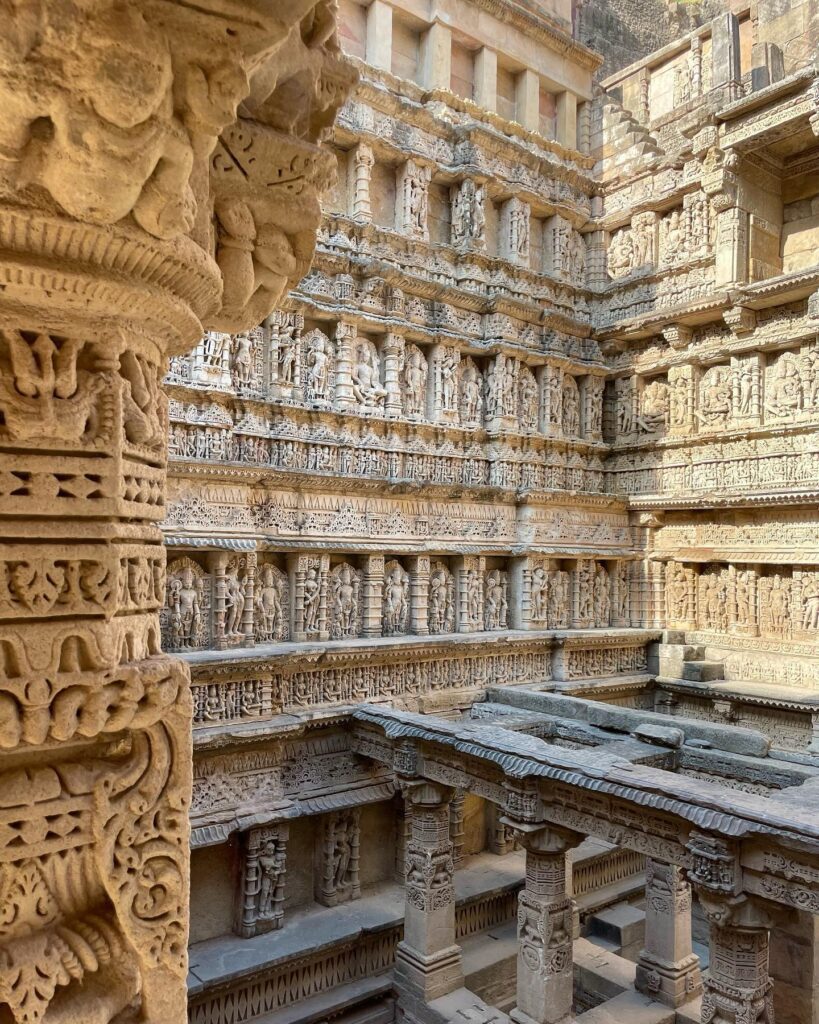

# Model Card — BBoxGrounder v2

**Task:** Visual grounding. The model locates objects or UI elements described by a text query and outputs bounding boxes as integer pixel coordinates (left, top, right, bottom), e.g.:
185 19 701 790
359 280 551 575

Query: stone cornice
183 627 652 681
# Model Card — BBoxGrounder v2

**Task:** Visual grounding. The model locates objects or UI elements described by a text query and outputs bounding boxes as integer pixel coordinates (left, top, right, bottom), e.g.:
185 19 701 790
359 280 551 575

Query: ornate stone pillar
334 321 357 411
212 549 229 650
383 331 405 418
449 790 466 868
688 833 774 1024
0 4 352 1021
395 780 464 1004
362 553 385 637
409 555 431 635
349 142 375 222
635 860 701 1007
243 550 257 646
506 823 583 1024
235 823 290 938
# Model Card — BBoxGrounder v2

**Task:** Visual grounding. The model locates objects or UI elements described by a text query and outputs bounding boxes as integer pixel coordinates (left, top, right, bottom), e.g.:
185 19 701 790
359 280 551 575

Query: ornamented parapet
0 2 353 1021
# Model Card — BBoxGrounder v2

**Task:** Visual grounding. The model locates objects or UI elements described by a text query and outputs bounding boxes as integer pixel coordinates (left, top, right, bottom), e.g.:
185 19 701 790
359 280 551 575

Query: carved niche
235 824 290 938
302 328 335 405
383 560 410 636
428 561 456 635
329 562 362 639
255 562 290 643
162 556 211 651
316 809 361 907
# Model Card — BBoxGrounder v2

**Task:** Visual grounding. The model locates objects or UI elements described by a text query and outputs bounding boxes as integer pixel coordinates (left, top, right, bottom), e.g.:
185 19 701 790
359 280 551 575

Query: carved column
212 550 229 650
349 142 375 222
635 860 701 1007
0 5 351 1021
449 790 466 868
243 549 257 646
456 555 485 633
334 321 357 411
383 331 405 418
688 833 774 1024
409 555 431 635
506 823 583 1024
395 780 464 1004
235 823 290 938
362 553 385 638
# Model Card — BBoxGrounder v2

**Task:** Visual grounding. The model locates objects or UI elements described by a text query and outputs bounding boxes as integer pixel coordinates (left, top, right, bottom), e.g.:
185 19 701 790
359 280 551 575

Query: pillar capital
502 819 584 856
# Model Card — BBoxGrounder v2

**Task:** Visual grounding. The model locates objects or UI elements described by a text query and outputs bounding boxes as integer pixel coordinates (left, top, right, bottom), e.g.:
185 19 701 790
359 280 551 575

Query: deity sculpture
383 562 410 635
484 570 508 630
303 567 321 636
332 563 361 638
168 566 204 649
305 330 331 401
562 376 580 437
768 576 790 634
593 565 611 627
460 360 482 424
440 348 460 413
639 380 669 433
660 209 685 266
429 563 456 634
616 377 635 435
256 564 287 642
801 578 819 631
530 566 549 624
566 229 586 284
231 332 254 387
519 369 538 430
224 572 246 638
404 346 427 416
257 836 286 918
352 343 387 410
698 366 732 426
451 179 485 248
467 569 483 627
608 229 635 278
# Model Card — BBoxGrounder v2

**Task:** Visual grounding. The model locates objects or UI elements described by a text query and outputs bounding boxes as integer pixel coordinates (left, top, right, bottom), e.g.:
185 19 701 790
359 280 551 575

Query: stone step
681 660 725 682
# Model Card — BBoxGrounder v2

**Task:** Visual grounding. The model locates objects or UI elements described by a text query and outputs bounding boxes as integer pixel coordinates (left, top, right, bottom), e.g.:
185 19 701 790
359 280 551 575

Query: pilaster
635 860 702 1007
395 780 464 1004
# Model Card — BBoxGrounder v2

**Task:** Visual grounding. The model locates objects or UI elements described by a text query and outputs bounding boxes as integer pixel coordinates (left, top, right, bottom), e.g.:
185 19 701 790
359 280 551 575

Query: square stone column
635 860 701 1007
334 321 357 410
505 824 583 1024
366 0 392 71
420 21 451 90
556 91 577 149
515 69 540 132
475 47 497 111
395 781 464 1004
